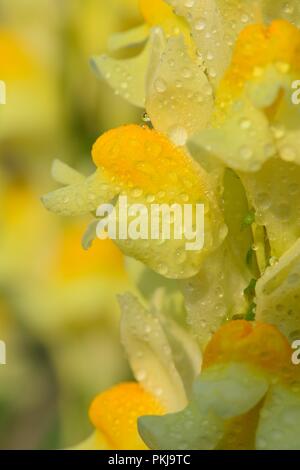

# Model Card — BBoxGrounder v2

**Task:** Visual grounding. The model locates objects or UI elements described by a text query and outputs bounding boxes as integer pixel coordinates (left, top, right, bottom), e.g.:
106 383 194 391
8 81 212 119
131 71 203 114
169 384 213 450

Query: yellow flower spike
43 124 225 279
202 320 299 384
88 382 165 450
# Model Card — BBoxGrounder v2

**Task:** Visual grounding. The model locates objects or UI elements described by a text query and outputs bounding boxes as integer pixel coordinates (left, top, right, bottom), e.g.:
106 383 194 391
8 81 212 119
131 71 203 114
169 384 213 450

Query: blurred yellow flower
65 0 143 131
0 29 60 144
0 180 133 444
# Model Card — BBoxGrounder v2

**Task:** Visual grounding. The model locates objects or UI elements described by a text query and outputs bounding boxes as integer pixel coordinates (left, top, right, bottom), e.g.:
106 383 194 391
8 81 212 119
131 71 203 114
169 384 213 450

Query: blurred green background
0 0 144 449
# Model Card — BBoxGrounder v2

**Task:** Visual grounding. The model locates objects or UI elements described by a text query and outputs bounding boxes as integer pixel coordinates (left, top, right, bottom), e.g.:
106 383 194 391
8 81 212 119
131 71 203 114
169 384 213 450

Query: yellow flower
140 320 300 450
75 382 165 450
91 0 192 110
63 0 143 131
185 16 300 263
73 290 201 449
196 19 300 170
64 1 300 452
100 1 300 341
51 226 125 281
0 29 60 142
42 1 300 342
42 124 225 279
202 320 295 378
0 182 52 287
0 180 128 337
0 180 132 444
92 1 300 277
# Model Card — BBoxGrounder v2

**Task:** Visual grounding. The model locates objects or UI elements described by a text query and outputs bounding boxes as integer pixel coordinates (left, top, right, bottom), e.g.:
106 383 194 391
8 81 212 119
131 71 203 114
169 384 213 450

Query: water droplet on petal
154 78 167 93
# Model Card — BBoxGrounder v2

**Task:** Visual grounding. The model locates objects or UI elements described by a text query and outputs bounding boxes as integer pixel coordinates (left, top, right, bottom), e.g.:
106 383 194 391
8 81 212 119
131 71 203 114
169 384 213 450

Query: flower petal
43 125 225 278
262 0 300 27
92 124 225 278
122 259 200 393
71 431 112 450
165 0 257 85
192 99 276 172
139 400 224 450
119 293 187 412
199 21 300 173
51 159 85 186
91 28 161 108
146 34 214 139
194 362 269 419
245 66 300 164
89 382 164 450
256 384 300 450
139 362 268 450
182 244 248 346
215 21 300 115
139 0 191 41
277 130 300 165
182 169 253 345
151 288 202 398
203 320 294 381
256 238 300 341
108 24 149 51
241 158 300 257
42 170 117 216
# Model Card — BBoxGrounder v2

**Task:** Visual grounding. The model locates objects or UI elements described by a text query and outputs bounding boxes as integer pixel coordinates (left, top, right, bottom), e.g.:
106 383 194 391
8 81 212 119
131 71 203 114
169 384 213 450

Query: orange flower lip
215 20 300 114
92 124 208 200
89 382 164 450
203 320 299 384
